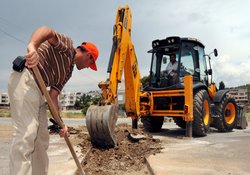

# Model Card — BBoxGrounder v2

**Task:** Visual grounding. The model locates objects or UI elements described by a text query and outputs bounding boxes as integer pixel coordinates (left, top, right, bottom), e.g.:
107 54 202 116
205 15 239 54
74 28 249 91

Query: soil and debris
68 124 163 175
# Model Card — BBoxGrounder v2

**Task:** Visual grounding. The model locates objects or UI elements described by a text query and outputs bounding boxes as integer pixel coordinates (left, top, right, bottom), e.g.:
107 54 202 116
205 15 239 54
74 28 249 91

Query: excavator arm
105 6 141 110
86 6 141 147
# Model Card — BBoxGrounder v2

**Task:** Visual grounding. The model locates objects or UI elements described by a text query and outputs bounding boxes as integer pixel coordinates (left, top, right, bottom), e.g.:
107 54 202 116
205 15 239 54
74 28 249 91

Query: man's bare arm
49 88 68 137
25 26 58 68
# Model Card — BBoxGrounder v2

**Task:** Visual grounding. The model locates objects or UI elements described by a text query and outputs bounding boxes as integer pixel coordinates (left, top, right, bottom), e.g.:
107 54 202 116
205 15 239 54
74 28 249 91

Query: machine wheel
173 117 186 129
214 95 238 132
193 89 211 136
141 116 164 132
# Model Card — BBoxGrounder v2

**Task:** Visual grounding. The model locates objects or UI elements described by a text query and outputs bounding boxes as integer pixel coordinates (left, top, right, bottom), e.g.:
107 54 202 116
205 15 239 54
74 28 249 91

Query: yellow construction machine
86 6 239 147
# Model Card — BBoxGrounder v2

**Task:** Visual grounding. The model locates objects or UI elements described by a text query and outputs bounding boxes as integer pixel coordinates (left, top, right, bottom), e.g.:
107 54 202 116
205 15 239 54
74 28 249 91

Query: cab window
180 43 195 77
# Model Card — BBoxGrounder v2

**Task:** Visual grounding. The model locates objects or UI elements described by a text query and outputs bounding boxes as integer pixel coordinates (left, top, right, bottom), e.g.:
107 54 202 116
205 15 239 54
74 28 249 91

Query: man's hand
48 118 68 137
59 125 68 137
25 43 39 68
48 118 61 133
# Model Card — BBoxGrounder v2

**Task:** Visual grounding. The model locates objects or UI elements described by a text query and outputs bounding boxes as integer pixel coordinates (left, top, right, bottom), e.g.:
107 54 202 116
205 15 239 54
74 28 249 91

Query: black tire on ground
193 89 211 136
141 116 164 132
173 117 186 129
214 95 238 132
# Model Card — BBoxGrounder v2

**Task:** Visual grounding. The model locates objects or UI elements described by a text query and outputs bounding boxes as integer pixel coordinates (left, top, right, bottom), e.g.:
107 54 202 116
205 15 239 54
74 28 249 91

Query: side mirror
205 69 212 75
163 57 167 64
208 69 212 75
214 49 218 57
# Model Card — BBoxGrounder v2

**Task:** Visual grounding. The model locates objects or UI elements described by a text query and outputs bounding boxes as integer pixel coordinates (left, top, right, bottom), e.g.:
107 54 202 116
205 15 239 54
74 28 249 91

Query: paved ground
0 118 84 175
147 123 250 175
1 117 250 175
0 124 12 175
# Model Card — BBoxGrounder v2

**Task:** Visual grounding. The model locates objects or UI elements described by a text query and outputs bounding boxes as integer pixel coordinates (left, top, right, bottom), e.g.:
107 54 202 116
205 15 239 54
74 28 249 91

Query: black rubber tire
141 116 164 132
214 95 238 132
173 117 186 129
193 89 211 136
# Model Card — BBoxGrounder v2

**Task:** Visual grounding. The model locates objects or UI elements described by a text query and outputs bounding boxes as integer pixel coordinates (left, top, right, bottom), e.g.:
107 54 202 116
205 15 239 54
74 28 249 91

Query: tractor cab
146 36 216 90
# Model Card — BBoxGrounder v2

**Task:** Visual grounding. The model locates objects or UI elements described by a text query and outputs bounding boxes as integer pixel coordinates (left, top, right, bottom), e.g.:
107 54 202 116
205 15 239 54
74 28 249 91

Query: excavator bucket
86 104 118 147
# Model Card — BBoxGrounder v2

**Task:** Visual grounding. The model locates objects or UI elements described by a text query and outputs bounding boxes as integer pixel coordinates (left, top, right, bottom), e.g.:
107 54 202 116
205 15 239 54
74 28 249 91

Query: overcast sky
0 0 250 93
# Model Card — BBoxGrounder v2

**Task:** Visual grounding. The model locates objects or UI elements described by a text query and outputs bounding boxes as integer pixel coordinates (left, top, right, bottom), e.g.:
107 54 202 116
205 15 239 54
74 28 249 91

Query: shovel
32 66 85 175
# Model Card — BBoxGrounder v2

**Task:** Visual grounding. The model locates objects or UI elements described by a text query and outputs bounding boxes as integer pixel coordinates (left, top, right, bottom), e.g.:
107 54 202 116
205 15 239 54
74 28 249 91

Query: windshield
180 48 194 77
147 39 206 89
179 41 200 81
149 50 179 88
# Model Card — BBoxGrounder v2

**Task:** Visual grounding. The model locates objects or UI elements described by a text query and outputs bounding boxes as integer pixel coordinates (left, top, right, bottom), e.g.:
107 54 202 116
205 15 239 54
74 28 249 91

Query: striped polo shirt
37 32 75 93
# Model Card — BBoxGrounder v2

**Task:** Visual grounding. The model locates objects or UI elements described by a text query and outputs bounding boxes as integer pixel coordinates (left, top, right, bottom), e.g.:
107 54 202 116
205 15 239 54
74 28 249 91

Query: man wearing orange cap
8 26 99 175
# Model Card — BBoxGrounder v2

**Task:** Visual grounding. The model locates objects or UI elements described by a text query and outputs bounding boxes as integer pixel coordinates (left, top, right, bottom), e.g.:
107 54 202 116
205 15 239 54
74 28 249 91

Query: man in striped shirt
8 26 99 175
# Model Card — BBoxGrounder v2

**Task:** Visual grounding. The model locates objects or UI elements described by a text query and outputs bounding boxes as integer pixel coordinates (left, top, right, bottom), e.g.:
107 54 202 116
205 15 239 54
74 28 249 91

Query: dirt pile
71 124 162 175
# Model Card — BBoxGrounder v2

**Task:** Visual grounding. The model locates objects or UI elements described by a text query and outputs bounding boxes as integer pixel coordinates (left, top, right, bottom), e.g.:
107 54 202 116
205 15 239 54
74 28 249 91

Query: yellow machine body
86 5 240 147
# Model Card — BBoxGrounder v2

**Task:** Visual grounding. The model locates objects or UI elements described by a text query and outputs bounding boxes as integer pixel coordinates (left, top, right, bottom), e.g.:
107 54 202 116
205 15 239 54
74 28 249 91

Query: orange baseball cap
78 42 99 71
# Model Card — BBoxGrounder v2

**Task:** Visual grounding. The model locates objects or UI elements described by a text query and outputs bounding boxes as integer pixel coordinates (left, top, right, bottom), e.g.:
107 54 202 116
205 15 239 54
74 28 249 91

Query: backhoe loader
86 6 239 147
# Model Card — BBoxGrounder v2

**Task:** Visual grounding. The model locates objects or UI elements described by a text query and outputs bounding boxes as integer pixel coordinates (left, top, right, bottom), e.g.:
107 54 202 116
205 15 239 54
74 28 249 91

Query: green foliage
141 75 150 87
74 93 101 115
246 84 250 96
119 104 126 111
81 106 89 116
92 96 101 105
236 84 250 91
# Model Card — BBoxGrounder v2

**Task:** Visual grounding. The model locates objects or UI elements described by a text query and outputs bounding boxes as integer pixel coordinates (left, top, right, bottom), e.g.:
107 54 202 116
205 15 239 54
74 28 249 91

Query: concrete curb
145 157 155 175
48 135 83 175
73 147 92 175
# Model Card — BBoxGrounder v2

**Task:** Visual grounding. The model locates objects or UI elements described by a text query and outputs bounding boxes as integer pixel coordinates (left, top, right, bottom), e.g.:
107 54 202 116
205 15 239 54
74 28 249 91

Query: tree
74 94 91 115
92 95 101 105
141 75 150 87
74 100 81 110
74 93 101 115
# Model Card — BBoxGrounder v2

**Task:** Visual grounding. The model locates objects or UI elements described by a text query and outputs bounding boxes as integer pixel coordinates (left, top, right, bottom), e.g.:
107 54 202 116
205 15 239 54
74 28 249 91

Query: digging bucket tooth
86 105 118 147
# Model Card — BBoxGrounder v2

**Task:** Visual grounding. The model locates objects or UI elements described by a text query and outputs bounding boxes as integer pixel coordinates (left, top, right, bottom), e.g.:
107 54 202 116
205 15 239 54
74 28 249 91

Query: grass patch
245 112 250 122
0 108 10 117
60 111 84 119
47 110 84 119
0 109 84 119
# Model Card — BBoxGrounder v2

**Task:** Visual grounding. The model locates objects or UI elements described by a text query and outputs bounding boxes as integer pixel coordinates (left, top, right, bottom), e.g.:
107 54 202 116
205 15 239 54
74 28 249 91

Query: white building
59 91 100 110
0 92 9 106
59 91 81 110
229 88 248 105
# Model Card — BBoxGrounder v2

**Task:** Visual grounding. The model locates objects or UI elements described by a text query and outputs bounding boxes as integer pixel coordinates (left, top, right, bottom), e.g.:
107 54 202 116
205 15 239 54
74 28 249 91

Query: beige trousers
8 69 49 175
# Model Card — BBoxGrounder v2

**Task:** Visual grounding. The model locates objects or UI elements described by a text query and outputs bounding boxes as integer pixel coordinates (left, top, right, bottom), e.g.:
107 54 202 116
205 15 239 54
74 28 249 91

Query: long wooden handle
32 66 85 175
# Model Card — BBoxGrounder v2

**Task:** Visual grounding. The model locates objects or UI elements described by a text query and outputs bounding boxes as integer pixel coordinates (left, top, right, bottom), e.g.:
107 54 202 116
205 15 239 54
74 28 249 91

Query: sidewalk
0 124 12 175
48 135 82 175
